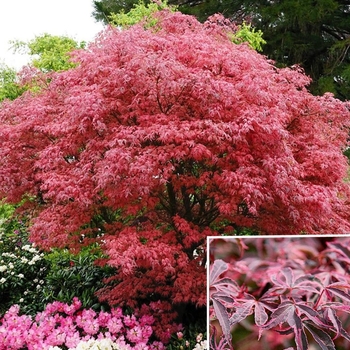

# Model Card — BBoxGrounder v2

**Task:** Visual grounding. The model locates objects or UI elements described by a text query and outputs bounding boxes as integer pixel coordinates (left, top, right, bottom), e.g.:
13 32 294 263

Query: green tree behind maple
0 34 84 102
12 33 85 72
191 0 350 100
93 0 144 22
0 64 26 101
92 0 232 24
238 0 350 100
93 0 350 100
92 0 234 23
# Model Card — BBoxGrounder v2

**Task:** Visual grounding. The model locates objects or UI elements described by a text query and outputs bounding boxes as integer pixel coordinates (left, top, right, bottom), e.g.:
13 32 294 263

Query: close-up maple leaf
209 237 350 350
1 7 350 338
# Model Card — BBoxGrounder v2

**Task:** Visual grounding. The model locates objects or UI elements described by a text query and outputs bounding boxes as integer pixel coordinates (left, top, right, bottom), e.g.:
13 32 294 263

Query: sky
0 0 105 70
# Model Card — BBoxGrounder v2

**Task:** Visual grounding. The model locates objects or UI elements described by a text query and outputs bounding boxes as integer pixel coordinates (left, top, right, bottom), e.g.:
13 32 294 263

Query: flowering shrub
0 298 164 350
167 328 207 350
0 212 115 315
0 217 48 315
209 236 350 350
191 333 208 350
41 246 116 311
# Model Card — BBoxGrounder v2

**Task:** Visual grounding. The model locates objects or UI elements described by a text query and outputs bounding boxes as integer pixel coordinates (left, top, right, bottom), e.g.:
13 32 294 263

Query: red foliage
0 10 350 331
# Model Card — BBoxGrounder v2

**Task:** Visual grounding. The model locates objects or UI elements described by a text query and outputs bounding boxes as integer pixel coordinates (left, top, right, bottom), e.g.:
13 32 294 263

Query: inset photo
208 236 350 350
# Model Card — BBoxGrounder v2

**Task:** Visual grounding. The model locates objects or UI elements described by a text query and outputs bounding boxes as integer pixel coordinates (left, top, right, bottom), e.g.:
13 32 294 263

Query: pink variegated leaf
326 242 350 261
303 322 336 350
325 284 350 304
212 296 233 346
328 302 350 313
323 307 350 341
269 268 323 296
262 301 309 350
287 311 308 350
261 301 295 330
254 301 269 326
295 303 328 329
281 267 294 287
210 259 241 297
210 325 234 350
229 299 255 326
293 274 323 291
210 259 229 285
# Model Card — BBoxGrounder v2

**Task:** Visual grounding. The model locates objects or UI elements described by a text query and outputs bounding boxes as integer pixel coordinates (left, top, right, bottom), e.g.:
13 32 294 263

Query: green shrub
41 245 116 311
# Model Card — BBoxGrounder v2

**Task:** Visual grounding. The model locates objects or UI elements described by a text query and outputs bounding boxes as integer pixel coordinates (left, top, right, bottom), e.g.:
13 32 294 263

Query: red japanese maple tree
0 10 350 332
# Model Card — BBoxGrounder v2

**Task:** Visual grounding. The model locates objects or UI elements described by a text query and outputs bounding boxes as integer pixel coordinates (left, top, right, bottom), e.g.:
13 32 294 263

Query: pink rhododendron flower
107 317 123 334
0 299 168 350
177 331 184 339
126 325 143 343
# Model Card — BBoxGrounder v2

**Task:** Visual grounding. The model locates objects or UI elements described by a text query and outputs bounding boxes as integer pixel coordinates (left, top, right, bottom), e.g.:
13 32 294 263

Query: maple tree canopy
0 10 350 328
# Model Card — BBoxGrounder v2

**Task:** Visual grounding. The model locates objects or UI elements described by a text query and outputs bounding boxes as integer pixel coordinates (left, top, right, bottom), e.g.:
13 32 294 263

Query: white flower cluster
0 247 43 269
48 338 127 350
0 241 45 286
193 340 208 350
0 260 14 283
22 244 39 254
192 333 207 350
